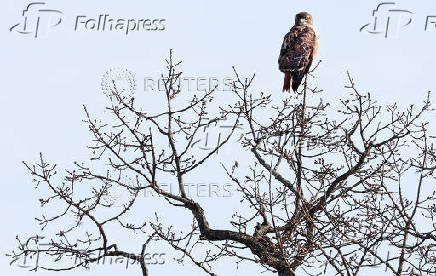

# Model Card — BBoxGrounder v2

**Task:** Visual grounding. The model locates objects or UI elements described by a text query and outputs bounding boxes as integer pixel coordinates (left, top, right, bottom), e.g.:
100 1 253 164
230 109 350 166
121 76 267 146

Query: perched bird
278 12 318 92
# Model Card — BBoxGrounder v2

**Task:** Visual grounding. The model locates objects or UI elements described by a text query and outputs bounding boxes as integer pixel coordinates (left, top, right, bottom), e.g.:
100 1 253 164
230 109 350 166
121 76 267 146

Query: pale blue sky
2 1 436 275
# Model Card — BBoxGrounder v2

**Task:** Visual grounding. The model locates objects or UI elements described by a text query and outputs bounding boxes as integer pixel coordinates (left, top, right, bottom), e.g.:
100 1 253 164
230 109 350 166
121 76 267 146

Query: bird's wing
278 26 316 73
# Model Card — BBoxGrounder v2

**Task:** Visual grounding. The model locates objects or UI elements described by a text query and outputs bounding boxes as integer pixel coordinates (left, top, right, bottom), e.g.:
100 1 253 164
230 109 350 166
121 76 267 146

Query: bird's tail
283 72 291 92
292 72 304 93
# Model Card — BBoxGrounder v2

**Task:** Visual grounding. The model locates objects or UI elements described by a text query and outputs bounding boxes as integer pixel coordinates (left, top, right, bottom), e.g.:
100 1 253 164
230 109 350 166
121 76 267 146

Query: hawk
278 12 318 92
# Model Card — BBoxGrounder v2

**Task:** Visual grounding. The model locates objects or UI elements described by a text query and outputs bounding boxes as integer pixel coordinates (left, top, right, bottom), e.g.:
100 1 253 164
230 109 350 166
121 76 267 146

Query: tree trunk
278 269 295 276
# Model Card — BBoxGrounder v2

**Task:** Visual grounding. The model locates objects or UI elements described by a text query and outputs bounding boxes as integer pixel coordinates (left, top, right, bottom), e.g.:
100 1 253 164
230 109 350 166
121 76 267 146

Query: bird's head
295 12 313 26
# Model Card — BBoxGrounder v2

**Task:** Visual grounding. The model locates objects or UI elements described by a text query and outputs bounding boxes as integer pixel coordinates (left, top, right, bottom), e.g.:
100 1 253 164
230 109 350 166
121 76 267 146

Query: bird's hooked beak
300 18 309 26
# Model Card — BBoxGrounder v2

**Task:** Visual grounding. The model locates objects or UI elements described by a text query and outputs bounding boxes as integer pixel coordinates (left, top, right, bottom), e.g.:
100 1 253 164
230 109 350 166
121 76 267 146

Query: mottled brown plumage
278 12 318 92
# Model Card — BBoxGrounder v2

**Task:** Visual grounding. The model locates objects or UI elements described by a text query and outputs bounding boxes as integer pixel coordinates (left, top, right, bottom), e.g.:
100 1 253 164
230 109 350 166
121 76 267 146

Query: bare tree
9 52 436 276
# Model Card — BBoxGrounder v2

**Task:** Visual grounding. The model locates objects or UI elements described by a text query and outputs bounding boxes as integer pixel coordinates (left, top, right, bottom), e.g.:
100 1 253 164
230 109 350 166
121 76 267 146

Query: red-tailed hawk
279 12 318 92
